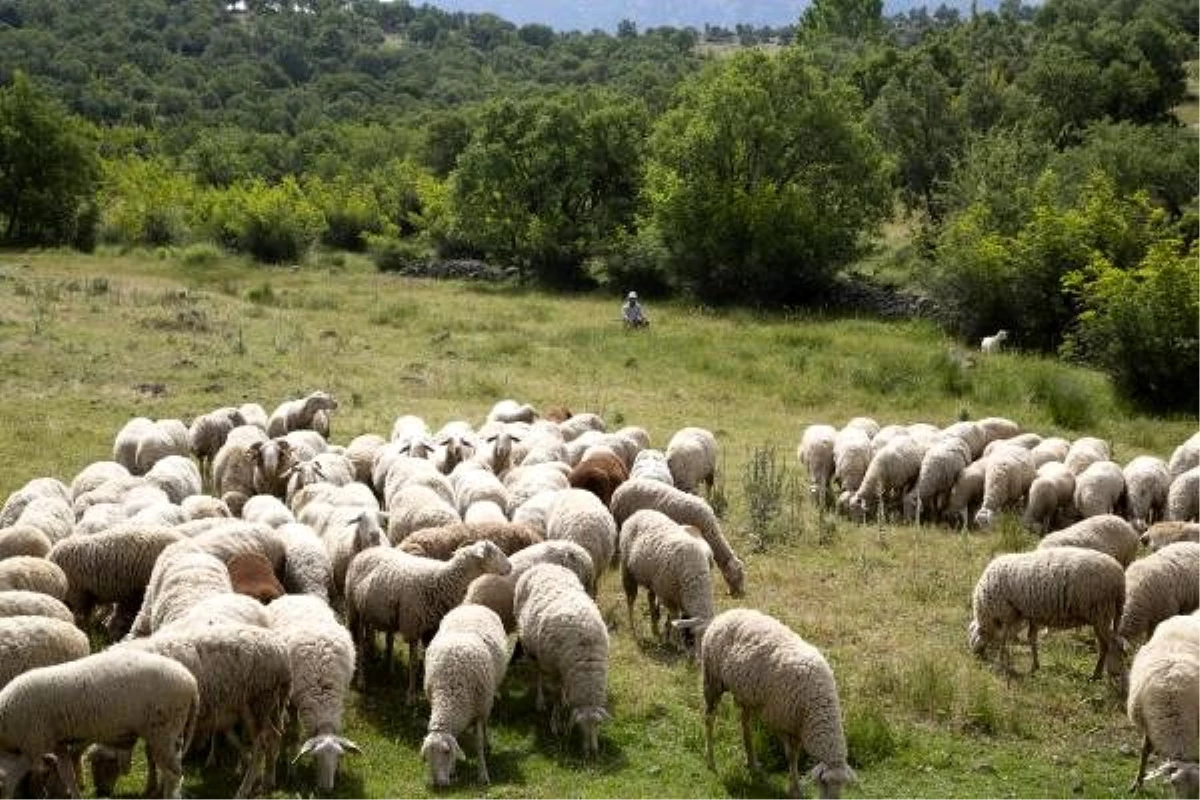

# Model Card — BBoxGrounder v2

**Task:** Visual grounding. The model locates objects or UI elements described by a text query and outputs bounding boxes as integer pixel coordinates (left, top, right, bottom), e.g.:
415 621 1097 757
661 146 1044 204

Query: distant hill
425 0 1009 32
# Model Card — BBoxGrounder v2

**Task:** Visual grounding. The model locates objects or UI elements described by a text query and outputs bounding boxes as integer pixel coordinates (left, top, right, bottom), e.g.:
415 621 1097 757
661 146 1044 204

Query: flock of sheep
800 415 1200 797
0 392 852 799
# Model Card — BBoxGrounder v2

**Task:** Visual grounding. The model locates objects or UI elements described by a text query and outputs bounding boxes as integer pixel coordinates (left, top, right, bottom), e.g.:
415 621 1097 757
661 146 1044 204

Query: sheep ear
452 740 466 761
337 737 363 755
294 737 318 763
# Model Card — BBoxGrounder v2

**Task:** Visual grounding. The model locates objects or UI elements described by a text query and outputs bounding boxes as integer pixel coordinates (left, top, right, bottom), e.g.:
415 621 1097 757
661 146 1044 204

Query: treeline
0 0 1196 411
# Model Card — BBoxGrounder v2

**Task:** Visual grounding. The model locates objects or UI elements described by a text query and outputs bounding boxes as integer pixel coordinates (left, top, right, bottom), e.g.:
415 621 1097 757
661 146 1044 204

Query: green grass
0 248 1191 799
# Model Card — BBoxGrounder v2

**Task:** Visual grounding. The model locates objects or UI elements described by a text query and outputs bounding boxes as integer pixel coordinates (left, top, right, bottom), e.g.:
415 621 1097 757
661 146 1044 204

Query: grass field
0 247 1192 799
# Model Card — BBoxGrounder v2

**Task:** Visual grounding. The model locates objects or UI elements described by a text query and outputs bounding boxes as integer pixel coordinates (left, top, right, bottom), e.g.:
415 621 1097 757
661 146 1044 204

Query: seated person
622 291 649 328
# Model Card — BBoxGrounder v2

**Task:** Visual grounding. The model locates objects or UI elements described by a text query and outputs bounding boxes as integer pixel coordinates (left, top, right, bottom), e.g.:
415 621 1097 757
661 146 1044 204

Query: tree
800 0 884 41
0 71 99 246
641 49 889 307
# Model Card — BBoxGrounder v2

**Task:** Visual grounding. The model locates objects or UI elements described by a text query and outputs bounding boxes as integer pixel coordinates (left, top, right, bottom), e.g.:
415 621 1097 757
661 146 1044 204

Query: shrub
201 177 322 263
1029 368 1098 429
742 444 791 551
180 242 223 266
368 235 430 273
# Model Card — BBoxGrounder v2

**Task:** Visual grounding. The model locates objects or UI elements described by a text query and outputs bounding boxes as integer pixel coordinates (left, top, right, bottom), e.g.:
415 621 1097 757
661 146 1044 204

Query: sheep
486 399 538 425
133 419 191 476
504 462 570 512
188 406 246 485
973 445 1036 528
665 426 718 494
113 416 156 473
1166 466 1199 522
975 416 1021 446
940 420 987 460
0 525 52 560
125 546 233 638
238 402 269 431
242 494 296 528
568 449 629 507
1029 437 1071 468
386 484 461 541
266 594 360 792
0 616 90 691
610 478 745 597
1126 614 1199 797
980 329 1009 352
226 551 285 604
1036 514 1140 567
1123 455 1172 531
398 521 542 560
320 507 387 604
1167 431 1200 479
180 494 231 521
267 390 339 438
254 438 304 498
699 608 854 800
1117 541 1200 645
1021 461 1076 534
1141 521 1200 551
68 462 127 504
558 412 606 443
513 563 610 757
848 434 925 521
463 540 595 632
421 604 509 787
450 462 511 517
0 591 74 624
798 425 838 509
968 546 1126 682
1065 436 1111 476
284 452 356 505
832 425 872 496
0 557 68 601
344 433 388 485
0 648 198 799
463 500 507 524
141 455 202 506
0 478 70 528
630 449 674 486
982 432 1042 458
4 496 73 545
1073 460 1126 518
545 488 619 581
904 435 972 525
344 541 512 701
277 522 334 601
212 424 270 510
619 509 715 649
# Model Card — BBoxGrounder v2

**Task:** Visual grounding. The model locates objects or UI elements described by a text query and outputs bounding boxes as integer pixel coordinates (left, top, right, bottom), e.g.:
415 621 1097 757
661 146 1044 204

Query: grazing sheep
558 412 606 443
975 416 1021 446
125 546 232 638
0 648 198 799
1118 542 1200 645
277 522 334 601
398 521 542 560
1065 436 1112 476
266 594 360 792
610 478 745 597
798 425 838 509
0 478 70 529
1141 521 1200 552
1124 456 1172 531
421 604 509 787
0 525 52 560
982 432 1042 459
699 608 854 799
568 449 629 507
386 484 462 542
133 419 190 476
1126 614 1199 797
0 591 74 624
1036 514 1140 567
968 546 1126 681
0 557 68 601
832 426 872 496
449 462 510 517
180 494 231 521
226 551 285 604
1166 467 1200 522
545 488 619 580
504 462 571 513
1029 437 1071 468
848 434 925 521
242 493 296 528
974 445 1036 528
939 421 987 461
113 417 156 474
463 500 507 524
514 563 610 757
344 434 387 485
666 427 718 494
0 616 90 691
1167 431 1200 479
3 495 73 545
345 541 511 701
486 399 538 425
267 390 339 438
980 329 1009 353
212 425 270 509
619 510 715 648
905 435 972 525
630 449 674 486
463 540 595 632
1073 460 1126 518
188 407 245 485
1022 461 1076 534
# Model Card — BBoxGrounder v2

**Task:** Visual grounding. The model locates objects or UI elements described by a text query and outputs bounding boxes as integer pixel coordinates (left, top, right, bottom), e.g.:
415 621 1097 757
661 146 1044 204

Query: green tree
800 0 884 41
0 72 99 245
642 49 889 307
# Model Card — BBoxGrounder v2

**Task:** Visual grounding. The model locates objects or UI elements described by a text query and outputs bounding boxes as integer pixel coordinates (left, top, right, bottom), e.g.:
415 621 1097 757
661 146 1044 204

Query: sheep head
296 734 361 791
420 731 464 787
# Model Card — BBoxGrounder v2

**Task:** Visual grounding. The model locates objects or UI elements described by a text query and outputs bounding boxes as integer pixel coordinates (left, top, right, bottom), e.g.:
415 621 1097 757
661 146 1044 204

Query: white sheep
187 406 246 485
180 494 231 521
513 563 610 757
619 509 715 649
113 416 156 474
1073 459 1126 518
485 399 538 425
1029 437 1071 468
973 445 1036 528
276 522 334 601
904 435 972 525
211 424 270 512
968 546 1125 681
267 390 339 438
798 424 838 509
398 521 542 561
463 539 595 632
558 412 606 443
1118 541 1200 645
421 604 509 787
319 506 387 604
1167 431 1200 479
665 426 718 494
832 425 872 495
1065 436 1112 476
699 608 855 799
0 525 51 560
133 419 190 476
241 494 296 528
1036 514 1140 567
848 434 925 521
1124 455 1172 531
0 615 90 690
450 461 511 517
975 416 1021 446
503 462 570 513
940 420 987 460
266 594 360 792
982 431 1042 458
1166 466 1199 522
344 433 387 485
1126 614 1199 797
545 488 618 582
125 545 232 638
630 449 674 486
980 329 1009 352
4 495 72 545
0 591 74 624
1022 461 1077 534
0 557 69 601
1140 521 1200 552
0 478 70 529
386 484 461 542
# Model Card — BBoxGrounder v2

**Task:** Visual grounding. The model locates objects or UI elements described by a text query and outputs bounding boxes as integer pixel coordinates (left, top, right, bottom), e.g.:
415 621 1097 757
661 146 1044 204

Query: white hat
627 291 638 300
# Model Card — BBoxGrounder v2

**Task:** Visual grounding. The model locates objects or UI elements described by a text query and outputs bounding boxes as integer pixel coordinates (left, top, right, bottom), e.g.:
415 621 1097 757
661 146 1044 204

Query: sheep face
810 763 857 800
420 732 464 787
298 734 361 791
967 619 988 657
466 540 512 576
721 558 746 598
571 706 611 757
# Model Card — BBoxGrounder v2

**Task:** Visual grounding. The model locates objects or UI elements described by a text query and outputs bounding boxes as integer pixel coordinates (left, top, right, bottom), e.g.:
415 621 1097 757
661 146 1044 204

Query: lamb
0 591 74 624
904 435 972 525
1021 461 1076 534
848 434 925 522
832 425 872 495
0 616 90 691
398 521 542 560
421 604 509 787
699 608 855 799
968 546 1126 682
386 484 462 541
545 488 619 581
1065 436 1111 476
266 594 360 792
798 425 838 509
1124 455 1172 531
973 445 1036 528
630 449 674 486
980 329 1009 352
284 452 356 505
226 551 285 604
610 478 745 597
344 541 512 701
1166 466 1199 521
1167 431 1200 479
665 426 718 494
1117 541 1200 645
1036 514 1140 567
568 449 629 507
619 509 715 649
0 557 68 601
463 540 595 631
1126 614 1199 797
1141 521 1200 551
143 455 202 505
1073 460 1126 518
187 406 246 485
0 648 198 799
513 563 610 757
267 390 339 438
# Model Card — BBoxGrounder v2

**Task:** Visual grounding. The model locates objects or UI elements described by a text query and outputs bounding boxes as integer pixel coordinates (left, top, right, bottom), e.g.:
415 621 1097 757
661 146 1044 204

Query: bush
368 235 430 273
742 444 793 551
1029 369 1098 429
180 242 223 266
201 177 322 263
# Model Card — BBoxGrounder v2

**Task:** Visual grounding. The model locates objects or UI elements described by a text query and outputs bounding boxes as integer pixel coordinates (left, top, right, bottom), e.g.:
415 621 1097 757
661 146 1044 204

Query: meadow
0 247 1193 799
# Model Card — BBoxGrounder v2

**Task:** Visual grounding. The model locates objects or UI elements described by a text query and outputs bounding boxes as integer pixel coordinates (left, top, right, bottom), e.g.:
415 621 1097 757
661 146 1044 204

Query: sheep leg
144 736 182 800
1089 624 1109 681
739 706 758 774
406 639 420 704
784 738 802 799
386 631 395 673
474 719 489 784
622 569 639 636
51 746 82 800
647 591 661 638
1129 735 1152 792
1027 623 1040 673
534 671 546 712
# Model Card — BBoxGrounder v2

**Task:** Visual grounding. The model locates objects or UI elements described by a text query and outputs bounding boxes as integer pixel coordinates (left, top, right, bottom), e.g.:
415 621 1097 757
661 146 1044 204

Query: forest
0 0 1196 412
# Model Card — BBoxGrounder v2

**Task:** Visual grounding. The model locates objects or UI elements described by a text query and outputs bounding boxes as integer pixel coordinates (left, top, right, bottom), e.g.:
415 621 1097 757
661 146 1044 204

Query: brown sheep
398 522 543 561
568 450 630 507
226 552 285 604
